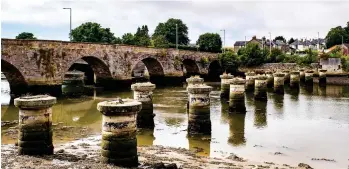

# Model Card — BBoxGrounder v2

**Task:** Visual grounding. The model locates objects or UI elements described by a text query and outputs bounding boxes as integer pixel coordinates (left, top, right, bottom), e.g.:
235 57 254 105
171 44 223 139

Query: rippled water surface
1 80 349 169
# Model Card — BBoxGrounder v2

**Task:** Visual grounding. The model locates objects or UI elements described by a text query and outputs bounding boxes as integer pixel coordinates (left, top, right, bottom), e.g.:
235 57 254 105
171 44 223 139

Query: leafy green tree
237 43 266 67
70 22 117 43
153 18 190 45
152 35 170 48
218 51 240 73
268 48 284 63
196 33 222 52
113 37 122 44
325 26 349 48
134 25 151 46
299 49 318 65
122 33 135 45
288 38 295 44
273 36 286 43
15 32 37 40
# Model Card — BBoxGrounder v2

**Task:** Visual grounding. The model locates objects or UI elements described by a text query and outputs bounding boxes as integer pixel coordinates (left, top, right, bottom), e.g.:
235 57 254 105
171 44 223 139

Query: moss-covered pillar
220 73 234 99
131 82 156 129
97 98 142 167
245 72 256 92
187 84 212 135
14 95 56 155
299 69 305 82
254 75 268 101
273 73 285 94
229 78 246 113
186 75 204 87
290 71 300 88
266 71 274 88
319 69 327 86
62 71 85 97
282 70 290 85
305 70 314 86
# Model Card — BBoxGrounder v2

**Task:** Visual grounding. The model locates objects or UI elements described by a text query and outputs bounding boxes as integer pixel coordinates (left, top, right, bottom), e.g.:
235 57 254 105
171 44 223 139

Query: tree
134 25 151 46
15 32 37 40
153 18 190 45
268 48 285 63
122 33 135 45
274 36 286 43
152 35 170 48
218 51 240 74
288 38 295 44
237 43 266 67
70 22 117 43
325 25 349 48
113 37 122 44
196 33 222 52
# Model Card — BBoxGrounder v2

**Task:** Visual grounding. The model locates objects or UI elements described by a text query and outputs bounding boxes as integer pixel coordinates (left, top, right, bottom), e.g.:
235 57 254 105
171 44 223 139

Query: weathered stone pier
305 70 314 86
14 95 56 155
282 70 290 85
319 69 327 86
220 73 234 99
229 78 246 113
245 72 256 92
266 71 274 88
131 82 156 128
290 71 300 88
187 84 212 135
274 73 285 94
254 75 268 101
97 98 142 167
299 69 305 82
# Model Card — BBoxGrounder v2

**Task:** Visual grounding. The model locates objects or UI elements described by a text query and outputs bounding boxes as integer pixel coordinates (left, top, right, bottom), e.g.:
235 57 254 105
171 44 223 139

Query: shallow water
1 80 349 169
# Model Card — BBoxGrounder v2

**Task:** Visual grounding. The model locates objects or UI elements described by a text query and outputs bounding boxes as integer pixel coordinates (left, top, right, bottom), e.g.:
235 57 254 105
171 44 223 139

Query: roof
234 41 247 46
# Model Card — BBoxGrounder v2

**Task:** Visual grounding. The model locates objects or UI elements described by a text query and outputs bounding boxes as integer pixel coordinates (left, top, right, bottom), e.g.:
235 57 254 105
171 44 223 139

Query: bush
218 51 240 73
168 44 198 51
237 43 266 67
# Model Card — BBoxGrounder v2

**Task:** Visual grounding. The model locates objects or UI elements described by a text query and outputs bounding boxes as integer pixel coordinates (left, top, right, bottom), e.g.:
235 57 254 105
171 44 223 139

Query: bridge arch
182 59 200 77
1 59 28 95
65 56 112 86
208 60 223 81
131 57 165 78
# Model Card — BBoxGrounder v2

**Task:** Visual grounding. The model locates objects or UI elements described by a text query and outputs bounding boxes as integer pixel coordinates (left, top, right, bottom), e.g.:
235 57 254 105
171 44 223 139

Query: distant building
233 41 247 51
290 38 326 52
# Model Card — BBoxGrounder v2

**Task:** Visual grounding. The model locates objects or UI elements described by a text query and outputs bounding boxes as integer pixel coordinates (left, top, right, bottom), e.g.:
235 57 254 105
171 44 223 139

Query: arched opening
1 59 28 98
131 57 164 84
182 59 200 78
207 60 223 81
65 56 112 88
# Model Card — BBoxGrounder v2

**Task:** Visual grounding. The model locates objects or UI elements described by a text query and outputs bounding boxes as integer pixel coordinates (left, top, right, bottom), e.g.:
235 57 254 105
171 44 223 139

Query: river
1 79 349 169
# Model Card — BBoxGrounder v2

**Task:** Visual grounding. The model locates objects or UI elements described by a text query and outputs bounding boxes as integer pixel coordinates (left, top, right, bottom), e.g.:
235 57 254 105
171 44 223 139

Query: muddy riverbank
1 135 314 169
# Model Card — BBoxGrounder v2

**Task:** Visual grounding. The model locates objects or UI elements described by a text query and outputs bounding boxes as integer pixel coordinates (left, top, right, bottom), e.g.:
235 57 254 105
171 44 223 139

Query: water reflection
227 113 246 146
271 93 284 113
137 129 155 146
254 100 267 128
188 135 211 156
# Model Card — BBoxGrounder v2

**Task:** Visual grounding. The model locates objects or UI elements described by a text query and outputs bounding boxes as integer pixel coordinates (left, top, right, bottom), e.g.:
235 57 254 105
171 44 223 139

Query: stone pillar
62 71 85 97
186 75 204 87
305 70 314 86
131 82 156 129
299 69 305 82
14 95 56 155
97 98 142 167
273 73 285 94
282 70 290 85
187 84 212 135
245 72 256 92
220 73 234 99
290 71 300 88
229 78 246 113
319 69 327 86
254 75 268 101
266 71 274 88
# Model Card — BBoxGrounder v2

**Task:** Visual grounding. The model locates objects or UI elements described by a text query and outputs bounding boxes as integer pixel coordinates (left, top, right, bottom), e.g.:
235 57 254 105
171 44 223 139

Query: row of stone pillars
13 77 215 167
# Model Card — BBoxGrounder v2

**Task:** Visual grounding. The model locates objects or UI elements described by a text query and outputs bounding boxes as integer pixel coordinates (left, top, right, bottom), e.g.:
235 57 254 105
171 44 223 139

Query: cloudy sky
1 0 349 46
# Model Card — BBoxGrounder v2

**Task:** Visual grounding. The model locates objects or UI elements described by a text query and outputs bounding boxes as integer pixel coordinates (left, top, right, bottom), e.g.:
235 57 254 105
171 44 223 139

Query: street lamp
269 32 271 54
340 35 344 45
63 8 72 41
220 29 226 53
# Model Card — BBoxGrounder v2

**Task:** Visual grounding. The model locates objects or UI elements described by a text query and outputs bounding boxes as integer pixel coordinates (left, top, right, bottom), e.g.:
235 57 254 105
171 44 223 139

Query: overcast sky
1 0 349 46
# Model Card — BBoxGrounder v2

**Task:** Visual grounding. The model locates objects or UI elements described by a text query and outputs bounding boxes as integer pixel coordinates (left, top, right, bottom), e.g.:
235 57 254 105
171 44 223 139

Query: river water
1 79 349 169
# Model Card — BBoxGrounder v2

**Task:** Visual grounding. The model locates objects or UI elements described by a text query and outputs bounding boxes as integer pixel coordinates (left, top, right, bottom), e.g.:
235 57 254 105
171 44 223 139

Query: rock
152 162 165 169
165 163 178 169
298 163 313 169
57 149 64 153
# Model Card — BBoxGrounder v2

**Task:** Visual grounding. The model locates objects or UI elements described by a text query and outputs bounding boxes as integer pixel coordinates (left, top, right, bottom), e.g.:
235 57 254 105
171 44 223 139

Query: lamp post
269 32 271 54
341 35 344 45
176 24 178 50
63 8 72 41
220 29 225 53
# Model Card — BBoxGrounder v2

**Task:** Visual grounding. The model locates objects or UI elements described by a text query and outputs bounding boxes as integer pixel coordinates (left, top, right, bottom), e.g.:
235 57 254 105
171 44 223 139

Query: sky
1 0 349 46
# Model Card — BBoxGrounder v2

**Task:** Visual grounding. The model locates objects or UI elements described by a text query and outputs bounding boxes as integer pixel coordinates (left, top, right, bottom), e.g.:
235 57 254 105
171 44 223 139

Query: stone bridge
1 39 222 95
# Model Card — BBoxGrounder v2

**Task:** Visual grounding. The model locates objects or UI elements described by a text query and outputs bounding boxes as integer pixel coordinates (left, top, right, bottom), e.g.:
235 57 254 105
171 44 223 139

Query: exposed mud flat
1 135 314 169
